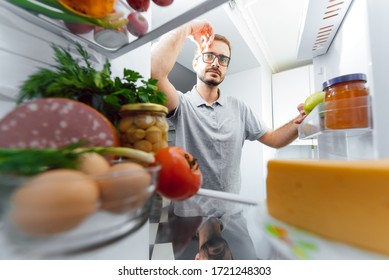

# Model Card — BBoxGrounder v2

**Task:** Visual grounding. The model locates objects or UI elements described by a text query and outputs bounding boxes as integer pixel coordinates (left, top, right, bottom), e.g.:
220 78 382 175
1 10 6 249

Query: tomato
155 146 202 200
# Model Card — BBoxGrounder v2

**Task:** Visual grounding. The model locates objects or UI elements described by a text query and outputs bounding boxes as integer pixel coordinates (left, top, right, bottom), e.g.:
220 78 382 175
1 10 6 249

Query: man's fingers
188 21 214 51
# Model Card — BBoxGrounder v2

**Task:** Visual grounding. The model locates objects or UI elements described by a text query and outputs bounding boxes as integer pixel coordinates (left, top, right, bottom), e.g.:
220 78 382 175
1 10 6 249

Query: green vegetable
303 91 325 114
17 44 167 127
6 0 127 29
0 144 155 176
0 143 86 176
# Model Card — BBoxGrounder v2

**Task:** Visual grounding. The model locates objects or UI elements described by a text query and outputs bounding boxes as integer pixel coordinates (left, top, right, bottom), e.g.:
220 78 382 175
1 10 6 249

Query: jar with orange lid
119 103 169 154
323 73 370 129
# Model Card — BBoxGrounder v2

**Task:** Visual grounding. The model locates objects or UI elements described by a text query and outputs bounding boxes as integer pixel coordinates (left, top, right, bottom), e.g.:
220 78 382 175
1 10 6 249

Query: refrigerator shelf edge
1 0 229 59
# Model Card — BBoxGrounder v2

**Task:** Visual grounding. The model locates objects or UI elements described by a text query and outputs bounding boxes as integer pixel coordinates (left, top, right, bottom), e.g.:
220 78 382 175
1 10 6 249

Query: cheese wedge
266 159 389 256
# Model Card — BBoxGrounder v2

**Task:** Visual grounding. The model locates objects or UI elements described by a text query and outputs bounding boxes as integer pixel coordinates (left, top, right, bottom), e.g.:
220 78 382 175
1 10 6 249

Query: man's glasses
201 52 230 67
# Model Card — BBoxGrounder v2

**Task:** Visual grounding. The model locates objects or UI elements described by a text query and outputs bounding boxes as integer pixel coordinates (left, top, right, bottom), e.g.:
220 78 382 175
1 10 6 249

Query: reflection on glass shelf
1 0 229 59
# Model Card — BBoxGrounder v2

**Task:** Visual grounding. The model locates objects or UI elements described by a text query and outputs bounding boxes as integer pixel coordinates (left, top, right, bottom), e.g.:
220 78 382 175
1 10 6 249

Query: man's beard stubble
198 74 224 87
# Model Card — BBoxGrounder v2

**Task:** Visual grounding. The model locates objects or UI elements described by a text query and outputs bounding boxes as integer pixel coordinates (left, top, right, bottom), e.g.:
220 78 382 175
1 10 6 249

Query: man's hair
214 34 231 55
195 34 232 57
198 236 233 260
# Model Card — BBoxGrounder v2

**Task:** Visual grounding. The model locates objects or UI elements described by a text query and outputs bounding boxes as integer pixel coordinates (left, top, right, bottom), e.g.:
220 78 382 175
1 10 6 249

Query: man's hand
187 20 214 52
294 103 307 124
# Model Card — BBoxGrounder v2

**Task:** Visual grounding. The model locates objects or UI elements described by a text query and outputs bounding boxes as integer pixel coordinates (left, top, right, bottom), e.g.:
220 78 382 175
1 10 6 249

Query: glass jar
119 103 169 154
323 73 369 129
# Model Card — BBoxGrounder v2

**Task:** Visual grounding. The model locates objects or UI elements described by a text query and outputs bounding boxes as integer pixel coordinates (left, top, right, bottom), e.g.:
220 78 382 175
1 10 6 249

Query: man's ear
192 58 198 71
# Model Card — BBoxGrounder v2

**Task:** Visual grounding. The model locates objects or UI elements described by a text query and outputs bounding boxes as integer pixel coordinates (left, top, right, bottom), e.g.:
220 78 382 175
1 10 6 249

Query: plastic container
119 103 169 154
323 73 369 129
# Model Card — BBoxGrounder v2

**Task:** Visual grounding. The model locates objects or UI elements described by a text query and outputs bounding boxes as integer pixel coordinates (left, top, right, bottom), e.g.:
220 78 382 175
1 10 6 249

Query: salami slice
0 98 119 148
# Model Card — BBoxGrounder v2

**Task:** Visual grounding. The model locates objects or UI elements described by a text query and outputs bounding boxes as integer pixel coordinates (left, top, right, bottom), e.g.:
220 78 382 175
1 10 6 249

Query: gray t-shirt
168 86 269 216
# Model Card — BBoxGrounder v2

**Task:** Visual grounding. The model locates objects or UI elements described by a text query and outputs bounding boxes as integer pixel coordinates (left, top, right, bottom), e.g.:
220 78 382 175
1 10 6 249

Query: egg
11 169 99 236
78 152 110 175
101 191 152 214
96 162 152 214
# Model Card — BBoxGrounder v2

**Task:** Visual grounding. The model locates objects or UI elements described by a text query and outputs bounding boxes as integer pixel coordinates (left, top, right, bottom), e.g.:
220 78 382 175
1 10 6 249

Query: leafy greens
17 44 167 127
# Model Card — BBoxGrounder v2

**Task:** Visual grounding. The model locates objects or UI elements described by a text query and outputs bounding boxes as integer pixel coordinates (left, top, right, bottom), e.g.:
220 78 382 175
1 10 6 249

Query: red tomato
155 146 202 200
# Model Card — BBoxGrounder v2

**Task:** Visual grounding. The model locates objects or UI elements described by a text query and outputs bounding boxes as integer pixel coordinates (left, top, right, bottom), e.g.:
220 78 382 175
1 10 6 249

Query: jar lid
120 103 168 114
322 73 367 89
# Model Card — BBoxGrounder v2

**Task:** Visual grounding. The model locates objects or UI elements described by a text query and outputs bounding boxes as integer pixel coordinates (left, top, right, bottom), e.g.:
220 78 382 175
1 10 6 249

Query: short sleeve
167 91 184 124
242 102 270 141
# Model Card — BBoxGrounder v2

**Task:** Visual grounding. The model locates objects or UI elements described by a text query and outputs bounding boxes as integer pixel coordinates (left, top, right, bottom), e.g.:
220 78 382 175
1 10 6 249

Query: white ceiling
234 0 313 73
171 0 313 75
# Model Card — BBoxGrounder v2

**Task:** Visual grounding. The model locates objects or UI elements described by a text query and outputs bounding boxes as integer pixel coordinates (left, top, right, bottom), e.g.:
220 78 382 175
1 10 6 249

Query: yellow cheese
266 159 389 255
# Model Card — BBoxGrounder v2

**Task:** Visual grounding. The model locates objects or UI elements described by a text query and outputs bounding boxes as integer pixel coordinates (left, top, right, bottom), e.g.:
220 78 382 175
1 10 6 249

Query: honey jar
119 103 168 154
323 73 369 129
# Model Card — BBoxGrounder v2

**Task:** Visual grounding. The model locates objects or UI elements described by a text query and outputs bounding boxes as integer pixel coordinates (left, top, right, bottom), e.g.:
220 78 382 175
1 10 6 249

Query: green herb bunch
17 44 167 127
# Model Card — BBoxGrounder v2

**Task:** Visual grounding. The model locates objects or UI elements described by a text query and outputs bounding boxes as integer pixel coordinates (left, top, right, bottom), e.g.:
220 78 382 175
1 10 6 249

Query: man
151 20 306 216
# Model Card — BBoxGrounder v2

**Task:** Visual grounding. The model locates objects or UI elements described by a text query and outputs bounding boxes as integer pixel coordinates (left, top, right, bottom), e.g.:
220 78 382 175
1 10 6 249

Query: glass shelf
298 95 373 140
298 96 375 160
1 0 229 59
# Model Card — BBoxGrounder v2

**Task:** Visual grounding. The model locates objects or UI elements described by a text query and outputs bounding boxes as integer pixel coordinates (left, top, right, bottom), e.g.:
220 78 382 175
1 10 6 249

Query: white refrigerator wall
367 0 389 158
312 0 372 91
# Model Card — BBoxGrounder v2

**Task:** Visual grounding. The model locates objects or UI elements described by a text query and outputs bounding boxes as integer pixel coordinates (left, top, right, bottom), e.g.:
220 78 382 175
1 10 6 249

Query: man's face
194 40 230 87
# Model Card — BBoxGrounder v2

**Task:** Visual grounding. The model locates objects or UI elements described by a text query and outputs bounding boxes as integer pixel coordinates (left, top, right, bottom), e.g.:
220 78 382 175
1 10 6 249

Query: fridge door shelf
1 0 229 59
298 95 373 140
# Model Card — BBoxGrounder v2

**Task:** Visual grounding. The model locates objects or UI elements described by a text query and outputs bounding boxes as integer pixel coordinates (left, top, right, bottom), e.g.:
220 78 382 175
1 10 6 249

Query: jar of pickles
323 73 370 129
119 103 168 154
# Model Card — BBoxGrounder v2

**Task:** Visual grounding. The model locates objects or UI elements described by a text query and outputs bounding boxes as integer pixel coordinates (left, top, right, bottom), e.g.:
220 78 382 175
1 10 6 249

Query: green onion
0 143 155 176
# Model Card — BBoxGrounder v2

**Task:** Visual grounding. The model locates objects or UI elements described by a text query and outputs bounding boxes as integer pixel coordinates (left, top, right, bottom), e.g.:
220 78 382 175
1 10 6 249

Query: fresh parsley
17 44 167 127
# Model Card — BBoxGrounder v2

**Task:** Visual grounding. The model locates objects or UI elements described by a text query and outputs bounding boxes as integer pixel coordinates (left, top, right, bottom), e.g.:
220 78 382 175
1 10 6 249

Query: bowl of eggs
0 150 160 258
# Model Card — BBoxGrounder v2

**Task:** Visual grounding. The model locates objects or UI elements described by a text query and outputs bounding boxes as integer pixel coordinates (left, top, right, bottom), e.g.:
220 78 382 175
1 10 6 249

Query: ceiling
172 0 313 75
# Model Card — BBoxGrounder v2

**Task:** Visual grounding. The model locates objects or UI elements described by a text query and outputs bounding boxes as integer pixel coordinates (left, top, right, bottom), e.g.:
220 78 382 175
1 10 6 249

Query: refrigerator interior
301 0 377 160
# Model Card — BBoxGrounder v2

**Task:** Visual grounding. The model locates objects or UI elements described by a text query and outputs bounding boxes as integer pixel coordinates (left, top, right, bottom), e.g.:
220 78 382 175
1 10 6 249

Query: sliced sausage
0 98 119 148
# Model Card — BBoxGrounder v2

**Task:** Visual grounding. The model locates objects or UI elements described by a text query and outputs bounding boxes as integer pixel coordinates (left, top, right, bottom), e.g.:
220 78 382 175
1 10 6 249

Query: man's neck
196 83 219 104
